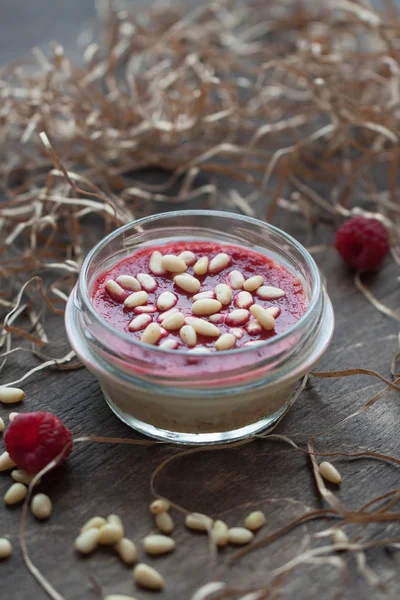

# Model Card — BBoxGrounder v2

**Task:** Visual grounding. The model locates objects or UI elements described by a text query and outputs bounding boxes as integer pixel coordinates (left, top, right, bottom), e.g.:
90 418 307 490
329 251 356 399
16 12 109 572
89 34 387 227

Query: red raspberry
335 217 389 271
4 412 73 474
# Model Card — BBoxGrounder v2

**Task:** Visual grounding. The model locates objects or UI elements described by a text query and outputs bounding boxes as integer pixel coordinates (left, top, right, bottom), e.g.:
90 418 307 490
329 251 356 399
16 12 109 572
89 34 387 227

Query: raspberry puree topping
91 241 307 352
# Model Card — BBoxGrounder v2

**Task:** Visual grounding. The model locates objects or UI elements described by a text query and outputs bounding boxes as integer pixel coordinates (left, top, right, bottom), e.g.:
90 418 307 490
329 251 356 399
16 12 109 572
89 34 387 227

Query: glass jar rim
77 209 322 357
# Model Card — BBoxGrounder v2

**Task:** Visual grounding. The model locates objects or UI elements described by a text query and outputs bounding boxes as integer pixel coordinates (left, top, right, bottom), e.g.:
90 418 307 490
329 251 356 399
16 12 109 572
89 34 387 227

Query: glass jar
65 210 334 444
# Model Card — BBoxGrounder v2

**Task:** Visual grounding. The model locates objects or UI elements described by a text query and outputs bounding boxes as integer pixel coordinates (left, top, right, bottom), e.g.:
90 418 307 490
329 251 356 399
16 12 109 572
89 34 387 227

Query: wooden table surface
1 2 399 599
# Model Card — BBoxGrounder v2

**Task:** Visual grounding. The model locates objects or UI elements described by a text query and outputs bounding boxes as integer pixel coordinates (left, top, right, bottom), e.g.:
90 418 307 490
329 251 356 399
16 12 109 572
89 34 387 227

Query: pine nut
245 320 262 335
150 498 170 514
98 523 124 545
235 291 254 309
332 529 349 544
192 299 222 316
180 325 197 347
185 513 214 531
243 275 264 292
212 520 229 547
104 596 138 600
124 290 148 308
116 275 141 292
193 290 215 301
215 333 236 351
0 452 17 472
156 291 178 311
244 340 264 348
215 284 232 305
161 254 187 273
31 494 52 520
209 253 231 274
134 563 164 591
225 309 250 326
256 285 285 300
137 273 158 292
229 327 245 339
0 538 12 560
250 304 275 331
141 323 162 345
226 270 244 289
134 305 156 314
158 307 179 322
0 417 4 432
266 306 281 318
155 511 174 534
9 412 19 422
143 534 176 555
12 469 41 486
188 347 211 353
228 527 254 545
81 516 107 533
108 514 125 536
244 511 265 531
185 317 220 337
193 256 209 275
174 273 201 294
159 339 179 350
128 314 152 332
178 250 197 266
0 387 25 404
149 250 166 276
162 312 185 330
319 461 342 484
115 538 137 564
4 483 27 505
105 280 127 301
208 314 225 324
75 528 100 554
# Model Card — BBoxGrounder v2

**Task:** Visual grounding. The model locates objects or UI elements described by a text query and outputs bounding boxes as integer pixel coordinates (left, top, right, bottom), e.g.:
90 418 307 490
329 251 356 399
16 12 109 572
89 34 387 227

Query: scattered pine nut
244 340 265 348
4 483 28 505
8 412 19 422
75 528 100 554
225 309 250 327
185 317 220 337
243 275 263 292
214 283 232 306
124 291 148 309
156 291 178 311
185 513 214 531
134 305 157 314
180 325 197 347
209 253 231 274
161 255 187 273
141 323 162 345
0 387 25 405
226 270 245 289
134 563 164 591
188 347 211 354
215 333 236 351
193 290 215 301
0 452 17 472
250 304 275 331
245 320 262 335
319 461 342 484
157 308 179 323
256 285 285 300
116 275 141 292
192 299 222 316
228 527 254 545
244 511 265 531
0 538 12 560
155 511 174 534
0 417 4 433
235 290 254 309
115 538 137 564
98 523 124 545
159 339 179 350
150 499 170 514
332 529 349 545
31 494 52 520
208 314 225 324
81 516 106 533
128 314 152 332
229 327 245 339
137 273 158 292
193 256 208 275
178 250 197 266
143 534 176 555
149 250 166 276
12 470 40 486
212 520 229 547
174 273 201 294
107 514 125 537
266 306 281 318
162 312 185 331
105 280 127 301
